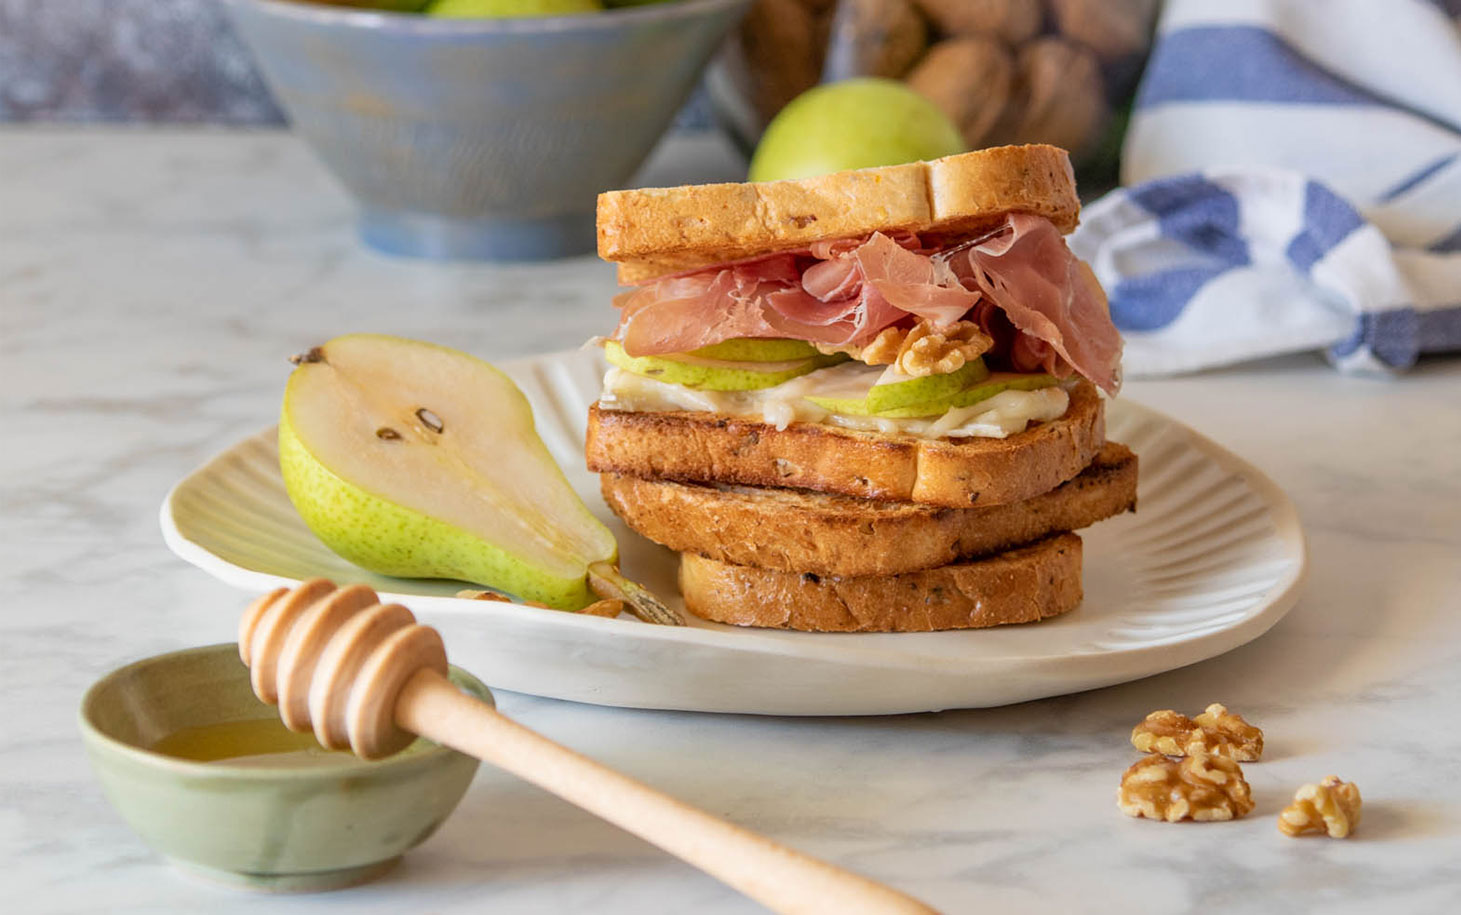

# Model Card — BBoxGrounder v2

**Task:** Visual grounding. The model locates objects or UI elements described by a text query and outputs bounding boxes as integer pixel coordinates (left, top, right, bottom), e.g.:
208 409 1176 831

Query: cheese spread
598 364 1071 440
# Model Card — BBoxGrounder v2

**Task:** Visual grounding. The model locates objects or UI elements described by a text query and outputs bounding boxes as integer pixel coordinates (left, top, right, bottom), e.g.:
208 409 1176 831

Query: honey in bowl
151 718 379 768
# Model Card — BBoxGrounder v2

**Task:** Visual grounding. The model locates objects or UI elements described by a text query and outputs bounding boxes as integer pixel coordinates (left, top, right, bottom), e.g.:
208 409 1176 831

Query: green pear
604 341 839 391
427 0 601 18
690 338 821 362
749 78 965 182
805 358 988 415
279 334 676 621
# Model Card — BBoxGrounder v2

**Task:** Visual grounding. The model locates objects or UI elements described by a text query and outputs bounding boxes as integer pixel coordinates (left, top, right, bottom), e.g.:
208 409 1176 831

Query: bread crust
600 144 1079 284
680 533 1084 632
602 443 1135 576
586 382 1105 509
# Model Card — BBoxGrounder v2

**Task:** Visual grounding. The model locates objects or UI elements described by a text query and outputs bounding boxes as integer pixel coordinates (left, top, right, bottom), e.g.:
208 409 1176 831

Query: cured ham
938 214 1122 395
612 215 1123 395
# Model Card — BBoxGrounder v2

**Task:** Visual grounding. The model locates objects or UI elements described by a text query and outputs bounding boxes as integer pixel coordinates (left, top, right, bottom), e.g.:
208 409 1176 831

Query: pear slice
864 359 991 413
873 372 1061 418
805 358 989 415
690 338 820 362
604 341 841 391
279 334 679 623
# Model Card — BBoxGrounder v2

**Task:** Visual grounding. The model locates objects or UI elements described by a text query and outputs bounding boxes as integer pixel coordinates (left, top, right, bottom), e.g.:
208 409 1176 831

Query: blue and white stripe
1070 0 1461 375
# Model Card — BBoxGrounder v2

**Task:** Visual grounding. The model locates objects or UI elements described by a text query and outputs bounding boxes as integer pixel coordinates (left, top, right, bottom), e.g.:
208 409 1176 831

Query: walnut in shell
913 0 1042 44
906 37 1014 148
735 0 825 125
1050 0 1159 63
823 0 929 81
1118 753 1255 823
993 37 1109 158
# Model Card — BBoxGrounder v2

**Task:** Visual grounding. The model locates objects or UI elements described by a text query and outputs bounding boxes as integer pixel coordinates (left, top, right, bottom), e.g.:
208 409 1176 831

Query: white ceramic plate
162 349 1306 716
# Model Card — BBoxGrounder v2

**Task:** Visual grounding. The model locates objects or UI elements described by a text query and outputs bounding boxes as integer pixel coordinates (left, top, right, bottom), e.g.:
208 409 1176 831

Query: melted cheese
598 365 1070 440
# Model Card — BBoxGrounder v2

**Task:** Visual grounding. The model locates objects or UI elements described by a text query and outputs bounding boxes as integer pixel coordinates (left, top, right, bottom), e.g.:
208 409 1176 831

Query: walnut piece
1193 703 1264 761
1117 753 1255 822
1279 776 1362 838
456 589 552 610
457 590 623 617
580 599 626 619
1131 703 1264 761
819 320 994 376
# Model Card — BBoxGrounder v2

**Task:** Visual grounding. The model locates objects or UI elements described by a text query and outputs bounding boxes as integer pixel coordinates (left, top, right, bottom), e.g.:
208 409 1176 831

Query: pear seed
415 407 445 434
376 427 402 441
289 347 325 365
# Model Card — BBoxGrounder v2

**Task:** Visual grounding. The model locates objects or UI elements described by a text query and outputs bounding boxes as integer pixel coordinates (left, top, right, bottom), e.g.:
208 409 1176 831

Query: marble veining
1 129 1459 913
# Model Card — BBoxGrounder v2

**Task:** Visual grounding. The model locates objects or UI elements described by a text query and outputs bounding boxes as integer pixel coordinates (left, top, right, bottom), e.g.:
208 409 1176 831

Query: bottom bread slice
680 533 1083 633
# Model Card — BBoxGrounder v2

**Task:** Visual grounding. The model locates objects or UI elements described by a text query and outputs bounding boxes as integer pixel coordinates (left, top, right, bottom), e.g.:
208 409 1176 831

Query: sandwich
584 144 1134 632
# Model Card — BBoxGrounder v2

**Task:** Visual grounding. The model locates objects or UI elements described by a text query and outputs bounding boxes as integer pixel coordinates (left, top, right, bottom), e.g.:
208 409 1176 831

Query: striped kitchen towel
1068 0 1461 376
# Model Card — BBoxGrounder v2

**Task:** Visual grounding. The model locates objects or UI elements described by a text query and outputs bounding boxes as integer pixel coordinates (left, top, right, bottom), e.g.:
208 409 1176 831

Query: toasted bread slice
600 144 1079 285
680 533 1083 632
603 443 1134 576
586 381 1105 510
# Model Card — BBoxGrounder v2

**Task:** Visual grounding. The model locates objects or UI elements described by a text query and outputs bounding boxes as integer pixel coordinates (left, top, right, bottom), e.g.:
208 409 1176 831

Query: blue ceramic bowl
223 0 749 260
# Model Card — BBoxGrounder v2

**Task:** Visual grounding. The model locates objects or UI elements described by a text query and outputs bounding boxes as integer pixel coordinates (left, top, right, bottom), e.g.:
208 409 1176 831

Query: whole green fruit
749 78 966 182
428 0 602 17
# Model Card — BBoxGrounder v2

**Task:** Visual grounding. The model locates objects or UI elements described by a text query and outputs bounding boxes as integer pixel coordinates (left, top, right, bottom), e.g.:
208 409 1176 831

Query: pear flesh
864 359 991 413
873 371 1060 418
604 341 843 391
805 360 1059 419
280 334 617 610
807 358 990 416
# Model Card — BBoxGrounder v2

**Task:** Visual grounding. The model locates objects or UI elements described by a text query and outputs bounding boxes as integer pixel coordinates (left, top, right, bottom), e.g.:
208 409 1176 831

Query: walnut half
1278 776 1362 838
820 320 994 377
1117 753 1255 822
1131 703 1264 761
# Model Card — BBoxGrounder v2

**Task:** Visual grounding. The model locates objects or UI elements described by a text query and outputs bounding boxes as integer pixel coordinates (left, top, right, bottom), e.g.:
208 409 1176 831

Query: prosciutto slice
612 215 1123 395
938 214 1122 394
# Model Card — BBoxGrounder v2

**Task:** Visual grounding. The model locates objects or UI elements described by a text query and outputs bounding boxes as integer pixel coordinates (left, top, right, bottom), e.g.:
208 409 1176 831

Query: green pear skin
605 341 837 390
279 418 599 609
806 358 989 415
874 373 1061 418
690 338 821 362
278 334 616 611
863 359 990 413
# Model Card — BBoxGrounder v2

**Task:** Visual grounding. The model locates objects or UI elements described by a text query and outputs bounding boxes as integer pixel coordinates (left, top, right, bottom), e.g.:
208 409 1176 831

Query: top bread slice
599 144 1079 285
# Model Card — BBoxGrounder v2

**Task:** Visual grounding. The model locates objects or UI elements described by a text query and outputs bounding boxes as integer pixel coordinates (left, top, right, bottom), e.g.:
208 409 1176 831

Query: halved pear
690 338 820 362
805 358 989 415
279 334 677 621
604 341 840 391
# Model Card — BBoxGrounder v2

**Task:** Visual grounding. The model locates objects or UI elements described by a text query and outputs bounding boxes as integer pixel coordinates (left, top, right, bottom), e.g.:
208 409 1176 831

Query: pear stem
587 562 683 626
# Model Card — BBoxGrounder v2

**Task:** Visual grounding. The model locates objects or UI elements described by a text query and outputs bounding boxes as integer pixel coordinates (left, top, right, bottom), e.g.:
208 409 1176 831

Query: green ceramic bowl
79 643 488 891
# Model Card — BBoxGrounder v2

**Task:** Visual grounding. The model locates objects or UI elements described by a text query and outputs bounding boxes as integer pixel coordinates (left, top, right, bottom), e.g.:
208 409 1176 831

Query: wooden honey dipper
239 579 938 915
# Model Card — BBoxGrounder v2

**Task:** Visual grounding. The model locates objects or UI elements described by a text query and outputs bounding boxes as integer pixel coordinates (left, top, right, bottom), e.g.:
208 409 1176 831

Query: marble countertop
3 128 1459 914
